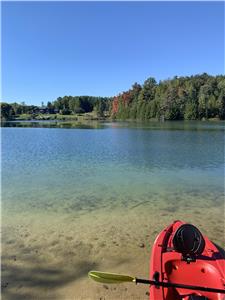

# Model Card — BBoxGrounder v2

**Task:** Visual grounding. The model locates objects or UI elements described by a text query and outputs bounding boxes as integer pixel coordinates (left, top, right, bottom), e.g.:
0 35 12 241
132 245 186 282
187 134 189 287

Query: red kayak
149 220 225 300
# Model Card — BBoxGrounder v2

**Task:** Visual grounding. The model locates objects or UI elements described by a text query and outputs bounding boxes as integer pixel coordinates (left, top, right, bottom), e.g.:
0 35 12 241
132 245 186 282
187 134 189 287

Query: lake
1 120 224 300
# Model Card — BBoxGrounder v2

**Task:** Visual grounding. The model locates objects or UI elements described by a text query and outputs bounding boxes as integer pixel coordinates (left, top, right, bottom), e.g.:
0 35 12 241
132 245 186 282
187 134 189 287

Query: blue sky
2 1 224 105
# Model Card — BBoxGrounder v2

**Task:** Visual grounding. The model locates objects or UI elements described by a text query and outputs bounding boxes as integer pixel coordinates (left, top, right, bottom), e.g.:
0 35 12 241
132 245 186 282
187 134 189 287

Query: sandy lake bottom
2 193 224 300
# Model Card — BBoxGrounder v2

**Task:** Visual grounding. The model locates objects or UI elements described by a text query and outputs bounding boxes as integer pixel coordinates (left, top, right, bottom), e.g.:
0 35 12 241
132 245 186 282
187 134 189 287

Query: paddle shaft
136 278 225 294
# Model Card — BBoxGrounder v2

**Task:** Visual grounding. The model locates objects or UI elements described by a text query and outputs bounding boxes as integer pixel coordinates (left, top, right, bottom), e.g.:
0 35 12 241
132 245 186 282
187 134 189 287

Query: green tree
1 103 14 120
198 84 211 119
184 102 198 120
94 99 105 117
138 77 156 102
47 101 54 114
217 78 225 119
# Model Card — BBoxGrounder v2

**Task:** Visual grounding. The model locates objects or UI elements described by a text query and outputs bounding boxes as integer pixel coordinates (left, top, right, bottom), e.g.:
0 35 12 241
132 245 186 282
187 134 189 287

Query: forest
112 73 225 120
1 73 225 121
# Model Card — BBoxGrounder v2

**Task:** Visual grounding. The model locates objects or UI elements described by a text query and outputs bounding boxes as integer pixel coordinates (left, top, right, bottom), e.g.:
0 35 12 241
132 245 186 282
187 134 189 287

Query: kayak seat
173 224 205 259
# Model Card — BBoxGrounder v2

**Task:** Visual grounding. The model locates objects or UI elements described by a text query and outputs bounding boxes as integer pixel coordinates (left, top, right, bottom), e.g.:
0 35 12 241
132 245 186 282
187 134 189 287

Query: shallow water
1 121 225 299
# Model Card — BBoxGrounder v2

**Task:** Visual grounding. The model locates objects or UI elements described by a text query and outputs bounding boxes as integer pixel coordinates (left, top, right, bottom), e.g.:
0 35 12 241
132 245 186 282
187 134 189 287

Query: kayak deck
149 220 225 300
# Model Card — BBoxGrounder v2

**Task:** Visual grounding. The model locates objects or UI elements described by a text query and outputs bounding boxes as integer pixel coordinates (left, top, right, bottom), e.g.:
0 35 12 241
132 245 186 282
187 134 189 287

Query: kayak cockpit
163 257 225 300
150 221 225 300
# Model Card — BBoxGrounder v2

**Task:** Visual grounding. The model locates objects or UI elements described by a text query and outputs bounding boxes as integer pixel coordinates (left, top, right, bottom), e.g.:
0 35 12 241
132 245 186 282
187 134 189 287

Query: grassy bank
14 112 108 121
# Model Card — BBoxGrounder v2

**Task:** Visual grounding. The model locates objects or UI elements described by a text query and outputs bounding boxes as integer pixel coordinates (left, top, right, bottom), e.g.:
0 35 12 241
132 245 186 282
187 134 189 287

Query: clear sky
2 1 224 106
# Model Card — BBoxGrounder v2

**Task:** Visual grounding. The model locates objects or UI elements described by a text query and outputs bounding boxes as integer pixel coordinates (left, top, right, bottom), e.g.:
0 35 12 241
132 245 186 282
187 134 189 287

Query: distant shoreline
1 74 225 122
1 114 223 124
1 112 108 123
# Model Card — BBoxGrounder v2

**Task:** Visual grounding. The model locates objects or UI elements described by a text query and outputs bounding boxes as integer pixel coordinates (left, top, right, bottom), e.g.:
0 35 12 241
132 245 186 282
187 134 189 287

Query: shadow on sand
1 251 98 300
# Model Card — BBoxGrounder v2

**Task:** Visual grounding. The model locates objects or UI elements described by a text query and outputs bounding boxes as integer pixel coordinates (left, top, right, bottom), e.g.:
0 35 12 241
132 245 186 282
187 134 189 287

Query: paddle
88 271 225 294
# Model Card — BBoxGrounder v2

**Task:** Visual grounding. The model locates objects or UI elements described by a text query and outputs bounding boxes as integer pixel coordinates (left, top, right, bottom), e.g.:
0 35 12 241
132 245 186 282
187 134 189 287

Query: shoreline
1 112 224 124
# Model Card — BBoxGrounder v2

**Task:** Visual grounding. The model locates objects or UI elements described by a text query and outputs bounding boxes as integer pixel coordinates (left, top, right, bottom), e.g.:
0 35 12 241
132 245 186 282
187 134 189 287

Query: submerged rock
103 284 109 290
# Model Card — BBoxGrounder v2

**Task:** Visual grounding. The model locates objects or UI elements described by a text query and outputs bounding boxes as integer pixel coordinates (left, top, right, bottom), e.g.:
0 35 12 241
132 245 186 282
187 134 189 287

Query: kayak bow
149 220 225 300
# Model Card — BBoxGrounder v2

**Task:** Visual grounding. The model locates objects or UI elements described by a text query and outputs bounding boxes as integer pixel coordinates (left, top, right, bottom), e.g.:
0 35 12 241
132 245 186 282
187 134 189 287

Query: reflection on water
2 119 225 131
1 121 224 299
1 120 105 129
104 120 225 131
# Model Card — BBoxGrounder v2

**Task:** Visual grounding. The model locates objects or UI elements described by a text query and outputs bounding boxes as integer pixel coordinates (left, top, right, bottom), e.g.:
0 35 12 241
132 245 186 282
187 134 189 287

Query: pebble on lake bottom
103 285 109 290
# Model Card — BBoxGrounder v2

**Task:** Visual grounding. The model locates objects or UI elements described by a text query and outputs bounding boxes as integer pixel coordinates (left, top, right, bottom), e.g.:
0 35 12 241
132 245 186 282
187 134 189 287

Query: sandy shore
2 201 224 300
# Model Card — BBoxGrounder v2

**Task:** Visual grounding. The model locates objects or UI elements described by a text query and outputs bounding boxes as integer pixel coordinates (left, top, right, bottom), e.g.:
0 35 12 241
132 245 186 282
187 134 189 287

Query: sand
1 199 224 300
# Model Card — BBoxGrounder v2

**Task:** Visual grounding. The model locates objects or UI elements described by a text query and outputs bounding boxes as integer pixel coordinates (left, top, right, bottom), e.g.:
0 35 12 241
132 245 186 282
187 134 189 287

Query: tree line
112 73 225 120
1 96 112 120
1 73 225 121
51 96 112 115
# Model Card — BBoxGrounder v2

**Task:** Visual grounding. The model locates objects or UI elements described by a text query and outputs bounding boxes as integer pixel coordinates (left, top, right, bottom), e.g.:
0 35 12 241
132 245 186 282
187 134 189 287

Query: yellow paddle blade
88 270 136 284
